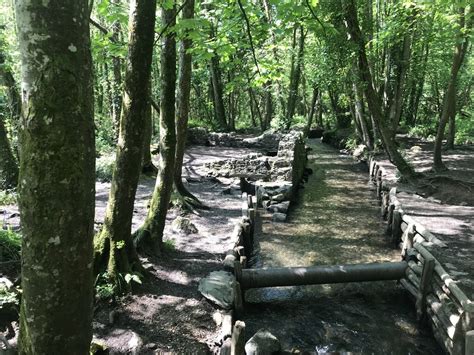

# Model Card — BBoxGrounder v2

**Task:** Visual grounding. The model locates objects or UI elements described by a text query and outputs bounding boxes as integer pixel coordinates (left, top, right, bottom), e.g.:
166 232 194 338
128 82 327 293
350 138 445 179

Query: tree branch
237 0 261 76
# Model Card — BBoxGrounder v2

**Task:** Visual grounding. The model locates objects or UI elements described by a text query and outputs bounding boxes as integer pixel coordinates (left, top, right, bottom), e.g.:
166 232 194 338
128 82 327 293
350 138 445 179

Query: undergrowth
0 227 21 261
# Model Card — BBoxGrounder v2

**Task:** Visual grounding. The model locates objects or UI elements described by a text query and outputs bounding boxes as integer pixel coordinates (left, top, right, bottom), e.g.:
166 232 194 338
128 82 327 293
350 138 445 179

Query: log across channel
240 261 408 290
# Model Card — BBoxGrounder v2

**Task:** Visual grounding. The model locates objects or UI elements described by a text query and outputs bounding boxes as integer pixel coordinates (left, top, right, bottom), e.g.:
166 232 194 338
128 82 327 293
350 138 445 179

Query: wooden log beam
241 262 407 289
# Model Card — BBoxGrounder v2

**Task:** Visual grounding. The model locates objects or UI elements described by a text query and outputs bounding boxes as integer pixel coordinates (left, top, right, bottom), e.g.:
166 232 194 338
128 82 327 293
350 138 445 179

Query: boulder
245 329 281 355
171 216 198 235
353 144 368 160
267 201 290 214
198 271 235 309
272 212 287 222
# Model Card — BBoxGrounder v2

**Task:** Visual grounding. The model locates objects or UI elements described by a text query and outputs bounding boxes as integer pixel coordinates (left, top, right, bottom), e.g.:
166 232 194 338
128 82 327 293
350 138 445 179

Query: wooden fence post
231 321 246 355
416 254 435 321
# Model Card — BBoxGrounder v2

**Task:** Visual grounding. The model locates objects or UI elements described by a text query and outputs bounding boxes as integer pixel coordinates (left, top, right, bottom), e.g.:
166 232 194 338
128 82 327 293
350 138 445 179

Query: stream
243 139 443 354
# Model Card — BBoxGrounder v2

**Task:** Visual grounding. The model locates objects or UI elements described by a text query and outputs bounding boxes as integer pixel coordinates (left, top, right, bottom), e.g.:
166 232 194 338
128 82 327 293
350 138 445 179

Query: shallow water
243 140 443 354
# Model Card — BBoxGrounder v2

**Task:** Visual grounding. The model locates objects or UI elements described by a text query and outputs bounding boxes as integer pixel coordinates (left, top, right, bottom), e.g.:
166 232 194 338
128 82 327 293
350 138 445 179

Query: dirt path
244 140 442 354
373 138 474 301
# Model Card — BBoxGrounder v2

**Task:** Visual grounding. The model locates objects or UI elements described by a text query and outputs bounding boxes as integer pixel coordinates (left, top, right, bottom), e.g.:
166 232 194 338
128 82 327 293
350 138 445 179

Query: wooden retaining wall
369 157 473 355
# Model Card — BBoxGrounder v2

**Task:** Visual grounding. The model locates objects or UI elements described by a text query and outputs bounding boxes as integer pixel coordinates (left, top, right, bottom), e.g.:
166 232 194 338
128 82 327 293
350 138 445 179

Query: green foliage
0 227 21 262
94 270 144 301
96 153 116 182
0 189 17 205
94 273 116 301
163 238 176 253
455 111 474 144
0 284 18 308
95 114 116 154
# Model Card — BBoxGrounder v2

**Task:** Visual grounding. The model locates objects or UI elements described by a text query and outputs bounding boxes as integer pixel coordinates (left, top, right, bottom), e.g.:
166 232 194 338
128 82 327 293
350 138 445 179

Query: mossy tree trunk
142 80 157 175
137 3 177 254
342 0 417 181
15 1 95 353
0 49 20 189
174 0 199 201
94 0 157 282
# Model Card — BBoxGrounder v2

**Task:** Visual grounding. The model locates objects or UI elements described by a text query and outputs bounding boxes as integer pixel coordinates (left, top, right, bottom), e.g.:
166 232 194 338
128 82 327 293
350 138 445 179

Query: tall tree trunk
263 81 273 130
0 49 20 188
446 110 456 150
388 30 412 137
111 0 123 139
433 6 472 172
305 86 319 135
94 0 157 283
174 0 199 201
262 0 285 117
141 80 157 174
353 81 373 149
209 25 228 131
342 0 417 181
286 24 306 129
137 3 177 253
15 1 95 352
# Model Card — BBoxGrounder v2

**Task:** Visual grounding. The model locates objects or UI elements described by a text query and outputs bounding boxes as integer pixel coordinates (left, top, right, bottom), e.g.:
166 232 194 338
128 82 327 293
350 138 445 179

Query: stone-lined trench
242 139 442 354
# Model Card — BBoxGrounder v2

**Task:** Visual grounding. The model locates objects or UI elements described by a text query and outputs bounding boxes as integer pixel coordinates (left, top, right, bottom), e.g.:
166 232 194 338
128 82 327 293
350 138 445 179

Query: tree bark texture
174 0 195 197
15 1 95 353
138 3 177 253
94 0 157 280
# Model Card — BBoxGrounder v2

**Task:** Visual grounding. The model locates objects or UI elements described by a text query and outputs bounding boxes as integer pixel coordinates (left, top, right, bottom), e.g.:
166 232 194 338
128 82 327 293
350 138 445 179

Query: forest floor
373 136 474 301
1 145 260 354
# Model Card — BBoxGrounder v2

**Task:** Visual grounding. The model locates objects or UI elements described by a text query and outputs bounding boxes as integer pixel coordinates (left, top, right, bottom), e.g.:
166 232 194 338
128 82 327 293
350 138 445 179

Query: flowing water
243 139 442 354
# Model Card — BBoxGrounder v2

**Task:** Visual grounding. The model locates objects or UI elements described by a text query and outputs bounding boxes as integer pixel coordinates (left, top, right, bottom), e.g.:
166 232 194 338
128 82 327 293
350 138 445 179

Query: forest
0 0 473 354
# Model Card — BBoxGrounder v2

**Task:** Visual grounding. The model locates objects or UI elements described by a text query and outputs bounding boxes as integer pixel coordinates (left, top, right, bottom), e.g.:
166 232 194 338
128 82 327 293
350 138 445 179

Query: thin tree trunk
305 86 319 135
0 49 19 188
142 80 157 174
111 0 123 139
286 24 306 129
15 1 95 352
342 0 417 181
263 81 273 130
94 0 157 282
353 81 373 149
209 25 228 131
137 3 177 253
433 6 472 171
174 0 200 202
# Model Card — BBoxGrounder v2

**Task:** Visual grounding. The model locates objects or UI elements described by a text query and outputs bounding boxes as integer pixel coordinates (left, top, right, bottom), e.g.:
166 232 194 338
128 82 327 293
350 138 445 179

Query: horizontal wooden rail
240 262 407 290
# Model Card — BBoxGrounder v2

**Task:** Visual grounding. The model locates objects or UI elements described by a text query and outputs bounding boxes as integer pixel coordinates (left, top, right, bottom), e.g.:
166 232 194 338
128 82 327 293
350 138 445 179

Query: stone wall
187 128 281 151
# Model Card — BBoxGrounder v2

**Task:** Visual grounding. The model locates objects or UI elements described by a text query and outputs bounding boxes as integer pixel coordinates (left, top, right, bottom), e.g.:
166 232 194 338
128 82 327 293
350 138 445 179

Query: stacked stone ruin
197 130 308 354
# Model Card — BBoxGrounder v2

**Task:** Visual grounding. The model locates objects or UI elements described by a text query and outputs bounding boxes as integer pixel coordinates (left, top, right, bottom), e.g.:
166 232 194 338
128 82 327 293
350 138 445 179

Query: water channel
243 139 443 354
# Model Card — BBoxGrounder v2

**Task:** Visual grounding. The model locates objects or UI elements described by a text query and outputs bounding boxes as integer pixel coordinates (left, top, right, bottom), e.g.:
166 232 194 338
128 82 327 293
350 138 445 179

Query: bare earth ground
1 146 258 354
372 137 474 301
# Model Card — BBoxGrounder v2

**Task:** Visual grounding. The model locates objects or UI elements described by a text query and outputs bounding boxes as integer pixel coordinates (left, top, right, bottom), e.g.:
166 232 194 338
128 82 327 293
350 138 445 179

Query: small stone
272 212 286 222
268 201 290 214
171 216 198 235
271 193 285 202
145 343 157 350
245 329 281 355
